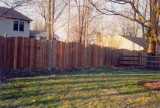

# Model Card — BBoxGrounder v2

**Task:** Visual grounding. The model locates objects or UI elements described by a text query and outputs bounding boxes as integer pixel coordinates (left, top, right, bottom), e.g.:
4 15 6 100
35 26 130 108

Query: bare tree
46 0 51 40
0 0 32 7
89 0 160 55
67 14 101 44
33 18 44 31
31 0 67 40
31 0 47 30
67 0 102 45
67 0 71 43
0 0 33 16
118 16 141 37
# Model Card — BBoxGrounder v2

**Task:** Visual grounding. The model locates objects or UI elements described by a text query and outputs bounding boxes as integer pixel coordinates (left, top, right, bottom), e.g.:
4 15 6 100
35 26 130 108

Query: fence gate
120 55 160 69
120 55 141 68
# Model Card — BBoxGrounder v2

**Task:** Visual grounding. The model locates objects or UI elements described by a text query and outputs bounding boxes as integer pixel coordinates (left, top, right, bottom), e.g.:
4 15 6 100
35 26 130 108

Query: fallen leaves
138 80 160 90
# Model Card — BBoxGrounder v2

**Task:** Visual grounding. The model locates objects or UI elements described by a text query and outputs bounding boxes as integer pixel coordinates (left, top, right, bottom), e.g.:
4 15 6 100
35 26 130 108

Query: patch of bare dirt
138 80 160 91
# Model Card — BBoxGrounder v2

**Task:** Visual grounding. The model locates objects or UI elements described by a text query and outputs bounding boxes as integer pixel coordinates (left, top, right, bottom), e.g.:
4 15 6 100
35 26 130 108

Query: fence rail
120 55 160 69
0 37 147 69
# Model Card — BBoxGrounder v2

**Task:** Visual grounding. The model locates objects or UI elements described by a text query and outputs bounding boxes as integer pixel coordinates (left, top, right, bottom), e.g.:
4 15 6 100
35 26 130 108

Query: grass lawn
0 69 160 108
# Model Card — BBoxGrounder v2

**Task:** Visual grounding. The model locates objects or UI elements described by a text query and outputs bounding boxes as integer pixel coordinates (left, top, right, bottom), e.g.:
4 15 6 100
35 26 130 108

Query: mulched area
0 66 117 82
138 80 160 91
0 66 144 83
0 67 81 82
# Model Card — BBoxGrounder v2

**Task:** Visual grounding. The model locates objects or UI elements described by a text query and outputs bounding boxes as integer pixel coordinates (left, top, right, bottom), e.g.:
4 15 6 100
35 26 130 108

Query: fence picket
0 37 151 69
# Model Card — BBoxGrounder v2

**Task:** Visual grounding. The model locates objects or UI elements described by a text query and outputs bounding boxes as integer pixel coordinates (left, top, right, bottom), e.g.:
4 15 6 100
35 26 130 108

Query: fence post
138 53 141 68
0 37 3 68
119 52 122 67
13 37 18 69
65 41 69 68
48 40 53 70
4 33 7 37
4 36 7 68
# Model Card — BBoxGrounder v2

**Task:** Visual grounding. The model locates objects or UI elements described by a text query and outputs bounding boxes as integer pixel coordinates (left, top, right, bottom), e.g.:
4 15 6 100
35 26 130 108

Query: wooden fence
0 37 146 69
120 55 160 69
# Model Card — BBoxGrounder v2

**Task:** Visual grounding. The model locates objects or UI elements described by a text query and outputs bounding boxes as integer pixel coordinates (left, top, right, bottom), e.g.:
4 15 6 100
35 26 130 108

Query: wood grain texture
0 37 149 69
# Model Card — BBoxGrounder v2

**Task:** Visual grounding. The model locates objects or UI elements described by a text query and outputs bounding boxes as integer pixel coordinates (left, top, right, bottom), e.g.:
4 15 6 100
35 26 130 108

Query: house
30 30 60 40
0 7 32 37
103 35 146 51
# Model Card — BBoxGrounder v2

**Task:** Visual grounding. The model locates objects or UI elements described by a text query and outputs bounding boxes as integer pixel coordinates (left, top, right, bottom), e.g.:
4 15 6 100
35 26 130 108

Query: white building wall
118 36 144 51
103 35 144 51
0 17 30 37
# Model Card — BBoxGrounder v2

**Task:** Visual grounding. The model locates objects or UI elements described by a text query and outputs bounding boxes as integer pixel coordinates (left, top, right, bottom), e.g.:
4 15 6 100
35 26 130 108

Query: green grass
0 69 160 108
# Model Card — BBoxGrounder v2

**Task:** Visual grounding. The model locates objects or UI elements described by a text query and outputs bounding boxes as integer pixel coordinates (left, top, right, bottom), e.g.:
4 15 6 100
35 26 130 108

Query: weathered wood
13 37 18 69
0 37 3 68
0 37 151 69
52 40 56 67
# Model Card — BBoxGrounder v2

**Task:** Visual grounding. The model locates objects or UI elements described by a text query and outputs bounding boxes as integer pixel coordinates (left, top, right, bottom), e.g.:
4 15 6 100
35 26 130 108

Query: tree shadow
1 77 145 101
9 89 148 107
1 72 157 107
1 76 147 90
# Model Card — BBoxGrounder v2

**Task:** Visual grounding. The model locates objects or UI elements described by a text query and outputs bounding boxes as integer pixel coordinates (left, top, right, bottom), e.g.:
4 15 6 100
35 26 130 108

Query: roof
30 30 44 36
30 30 60 40
0 7 32 22
121 35 146 48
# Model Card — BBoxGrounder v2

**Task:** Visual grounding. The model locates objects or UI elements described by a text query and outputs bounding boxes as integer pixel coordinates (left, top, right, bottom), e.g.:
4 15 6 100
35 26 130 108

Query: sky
0 1 122 39
0 1 116 36
0 1 143 40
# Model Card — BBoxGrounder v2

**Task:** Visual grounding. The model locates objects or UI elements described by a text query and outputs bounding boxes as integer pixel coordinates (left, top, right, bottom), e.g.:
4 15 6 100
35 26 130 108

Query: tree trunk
147 29 158 68
147 29 158 54
51 0 55 40
78 0 81 43
46 0 51 40
147 0 159 68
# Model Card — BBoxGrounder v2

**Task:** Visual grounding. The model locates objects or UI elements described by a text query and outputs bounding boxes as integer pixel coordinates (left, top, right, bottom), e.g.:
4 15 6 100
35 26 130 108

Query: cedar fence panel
77 43 82 67
0 37 149 69
0 37 5 68
0 37 3 68
61 42 66 68
87 44 91 67
29 38 36 68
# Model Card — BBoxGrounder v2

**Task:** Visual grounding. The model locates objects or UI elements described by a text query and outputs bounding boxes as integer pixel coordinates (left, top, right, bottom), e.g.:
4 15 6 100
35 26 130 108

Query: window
13 21 25 32
13 21 18 31
19 22 24 31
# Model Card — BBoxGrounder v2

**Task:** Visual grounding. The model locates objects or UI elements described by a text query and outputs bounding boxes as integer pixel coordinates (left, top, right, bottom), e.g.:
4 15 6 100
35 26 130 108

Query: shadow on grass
0 89 45 100
2 73 159 85
1 70 159 107
1 78 144 102
4 89 148 108
1 68 159 83
65 69 160 75
1 76 149 91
